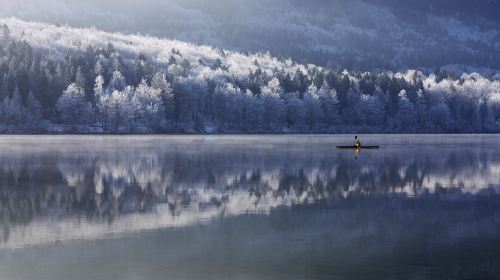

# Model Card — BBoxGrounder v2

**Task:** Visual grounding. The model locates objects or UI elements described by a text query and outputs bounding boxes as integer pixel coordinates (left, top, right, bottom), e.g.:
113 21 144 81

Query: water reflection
0 135 500 249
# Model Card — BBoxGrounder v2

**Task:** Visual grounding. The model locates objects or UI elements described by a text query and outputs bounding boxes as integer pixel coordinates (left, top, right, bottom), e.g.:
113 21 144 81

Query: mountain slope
0 0 499 70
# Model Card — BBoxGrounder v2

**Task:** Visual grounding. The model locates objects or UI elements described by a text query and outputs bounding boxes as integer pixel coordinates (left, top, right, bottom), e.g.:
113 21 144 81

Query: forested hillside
1 19 500 133
0 0 499 70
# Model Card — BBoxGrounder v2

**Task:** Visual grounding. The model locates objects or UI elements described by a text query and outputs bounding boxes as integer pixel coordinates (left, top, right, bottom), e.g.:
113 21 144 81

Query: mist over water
1 135 500 279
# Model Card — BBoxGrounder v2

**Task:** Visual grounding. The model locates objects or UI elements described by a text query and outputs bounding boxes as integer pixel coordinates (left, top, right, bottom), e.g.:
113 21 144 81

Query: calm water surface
1 135 500 280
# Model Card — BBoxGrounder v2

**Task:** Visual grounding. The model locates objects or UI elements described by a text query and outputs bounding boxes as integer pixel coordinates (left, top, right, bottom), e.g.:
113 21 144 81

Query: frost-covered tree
151 70 173 122
108 88 133 132
75 66 87 92
108 70 126 92
317 85 339 128
261 78 285 130
94 58 105 77
56 84 93 126
94 75 110 129
133 80 163 131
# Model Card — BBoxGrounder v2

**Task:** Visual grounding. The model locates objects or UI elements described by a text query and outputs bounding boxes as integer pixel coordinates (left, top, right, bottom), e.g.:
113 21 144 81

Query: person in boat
354 136 361 148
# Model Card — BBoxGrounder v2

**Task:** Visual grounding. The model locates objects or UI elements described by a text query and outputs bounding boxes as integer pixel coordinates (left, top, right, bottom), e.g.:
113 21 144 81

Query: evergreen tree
0 87 25 125
56 84 93 127
26 91 42 123
108 70 126 92
75 66 87 92
151 70 173 123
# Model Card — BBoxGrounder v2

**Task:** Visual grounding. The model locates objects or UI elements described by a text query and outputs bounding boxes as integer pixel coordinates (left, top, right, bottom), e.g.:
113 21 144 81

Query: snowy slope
0 17 309 80
0 0 499 70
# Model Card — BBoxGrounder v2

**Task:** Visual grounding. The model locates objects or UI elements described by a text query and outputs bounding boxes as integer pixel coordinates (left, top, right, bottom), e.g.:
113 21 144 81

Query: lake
1 135 500 280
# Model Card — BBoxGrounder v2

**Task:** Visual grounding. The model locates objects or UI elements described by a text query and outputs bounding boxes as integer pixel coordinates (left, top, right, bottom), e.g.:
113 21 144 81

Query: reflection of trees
1 146 499 239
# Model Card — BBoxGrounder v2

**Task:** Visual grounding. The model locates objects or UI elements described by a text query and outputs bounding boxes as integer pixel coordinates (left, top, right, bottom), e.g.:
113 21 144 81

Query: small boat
336 146 380 149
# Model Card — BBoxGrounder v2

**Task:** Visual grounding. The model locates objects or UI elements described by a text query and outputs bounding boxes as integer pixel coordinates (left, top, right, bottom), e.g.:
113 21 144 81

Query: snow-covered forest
2 0 500 70
1 19 500 133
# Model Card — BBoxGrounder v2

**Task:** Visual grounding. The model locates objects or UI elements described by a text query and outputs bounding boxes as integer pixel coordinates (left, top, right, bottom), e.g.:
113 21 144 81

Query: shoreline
0 132 498 136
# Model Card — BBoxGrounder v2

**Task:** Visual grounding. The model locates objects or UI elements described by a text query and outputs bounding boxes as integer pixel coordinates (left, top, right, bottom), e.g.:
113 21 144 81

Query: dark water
1 135 500 280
